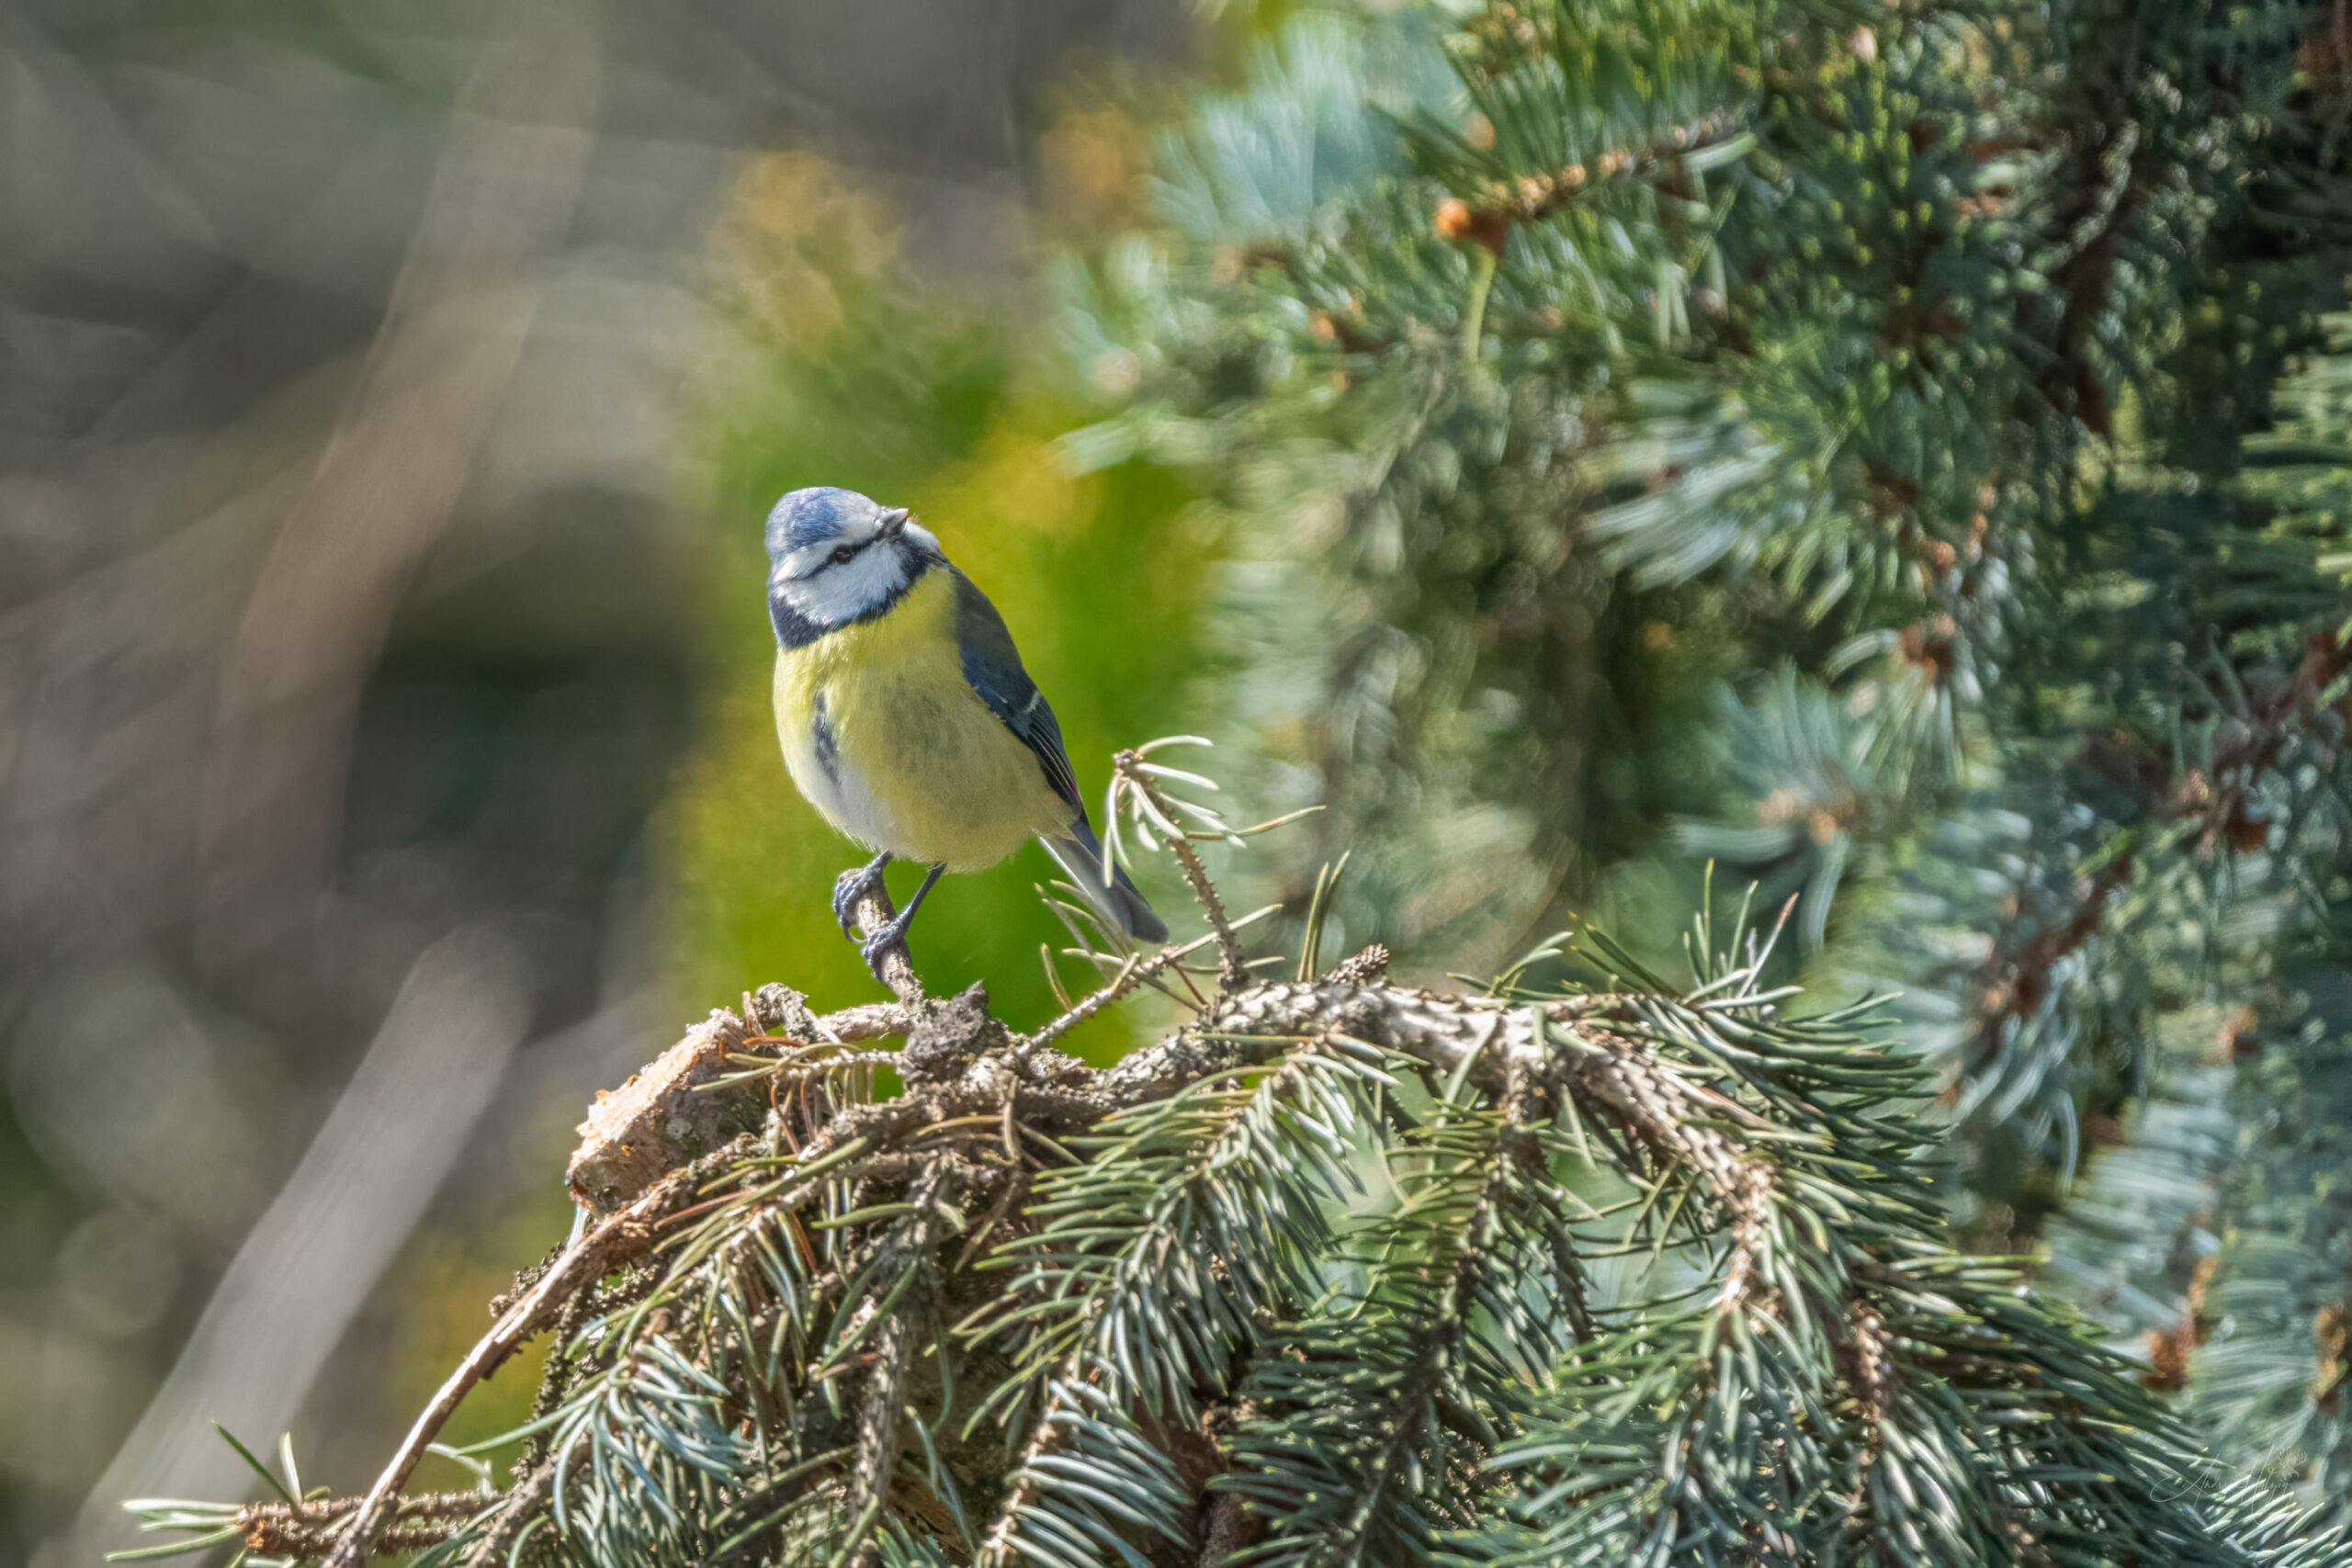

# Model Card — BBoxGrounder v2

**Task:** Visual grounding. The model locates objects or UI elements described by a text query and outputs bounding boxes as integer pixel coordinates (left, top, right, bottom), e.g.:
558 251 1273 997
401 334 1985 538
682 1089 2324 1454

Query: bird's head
763 486 945 644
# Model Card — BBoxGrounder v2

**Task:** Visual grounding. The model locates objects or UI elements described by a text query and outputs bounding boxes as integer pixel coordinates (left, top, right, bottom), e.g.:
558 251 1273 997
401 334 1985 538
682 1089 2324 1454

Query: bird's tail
1041 821 1169 945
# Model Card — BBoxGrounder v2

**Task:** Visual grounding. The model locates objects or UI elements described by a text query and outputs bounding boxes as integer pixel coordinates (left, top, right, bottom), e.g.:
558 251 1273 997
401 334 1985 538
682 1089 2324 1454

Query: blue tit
764 485 1167 978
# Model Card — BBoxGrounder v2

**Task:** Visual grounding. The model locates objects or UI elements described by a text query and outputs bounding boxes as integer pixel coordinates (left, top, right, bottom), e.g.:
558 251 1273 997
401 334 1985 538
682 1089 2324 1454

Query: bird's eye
830 545 858 566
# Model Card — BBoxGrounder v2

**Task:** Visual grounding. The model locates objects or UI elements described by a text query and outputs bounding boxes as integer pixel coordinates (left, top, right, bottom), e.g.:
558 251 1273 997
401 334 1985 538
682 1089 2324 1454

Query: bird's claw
831 859 890 941
858 919 912 984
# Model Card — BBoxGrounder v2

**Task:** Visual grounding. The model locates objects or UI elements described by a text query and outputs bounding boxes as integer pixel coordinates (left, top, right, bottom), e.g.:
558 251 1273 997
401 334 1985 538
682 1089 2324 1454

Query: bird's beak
878 508 909 541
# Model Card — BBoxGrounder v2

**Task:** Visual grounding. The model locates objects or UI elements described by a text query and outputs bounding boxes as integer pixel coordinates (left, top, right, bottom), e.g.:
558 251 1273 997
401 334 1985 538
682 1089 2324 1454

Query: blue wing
952 570 1086 818
953 570 1168 942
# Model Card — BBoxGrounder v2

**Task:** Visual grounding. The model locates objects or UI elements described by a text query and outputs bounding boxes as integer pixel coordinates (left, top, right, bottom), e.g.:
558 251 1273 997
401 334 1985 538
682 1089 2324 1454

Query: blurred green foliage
664 154 1206 1061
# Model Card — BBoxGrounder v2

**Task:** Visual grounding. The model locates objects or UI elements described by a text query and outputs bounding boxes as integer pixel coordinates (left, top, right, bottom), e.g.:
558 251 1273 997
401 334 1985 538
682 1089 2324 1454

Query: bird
763 485 1167 980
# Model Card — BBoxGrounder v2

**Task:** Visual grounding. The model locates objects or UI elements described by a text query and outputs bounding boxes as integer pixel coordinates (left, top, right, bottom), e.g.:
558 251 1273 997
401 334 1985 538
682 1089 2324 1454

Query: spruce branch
123 750 2349 1567
1971 626 2352 1074
1110 742 1250 990
322 1136 759 1568
456 1443 574 1568
1027 929 1213 1050
119 1493 492 1564
1429 109 1751 244
127 954 2340 1568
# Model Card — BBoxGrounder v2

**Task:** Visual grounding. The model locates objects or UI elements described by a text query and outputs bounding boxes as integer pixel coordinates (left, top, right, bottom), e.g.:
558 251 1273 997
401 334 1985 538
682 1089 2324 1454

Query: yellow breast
773 570 1076 871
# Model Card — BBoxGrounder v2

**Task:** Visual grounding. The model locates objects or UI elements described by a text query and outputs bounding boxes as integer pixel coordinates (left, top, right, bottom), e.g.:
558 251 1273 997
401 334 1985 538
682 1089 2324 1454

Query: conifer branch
197 1494 490 1562
1972 627 2352 1070
124 752 2350 1568
1112 747 1249 989
1027 928 1224 1049
456 1445 572 1568
1432 109 1748 247
321 1137 757 1568
126 954 2342 1568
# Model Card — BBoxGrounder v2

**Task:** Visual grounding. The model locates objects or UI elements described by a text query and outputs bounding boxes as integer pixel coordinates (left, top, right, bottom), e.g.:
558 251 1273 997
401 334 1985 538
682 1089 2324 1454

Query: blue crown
764 487 880 557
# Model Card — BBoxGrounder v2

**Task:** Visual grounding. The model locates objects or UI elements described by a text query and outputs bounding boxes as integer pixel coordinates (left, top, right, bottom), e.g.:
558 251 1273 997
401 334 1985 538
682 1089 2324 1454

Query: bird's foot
831 855 892 941
857 915 914 985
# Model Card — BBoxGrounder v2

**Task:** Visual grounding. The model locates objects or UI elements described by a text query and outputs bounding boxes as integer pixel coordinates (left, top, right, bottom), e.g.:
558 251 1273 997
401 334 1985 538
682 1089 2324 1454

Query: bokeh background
0 2 1210 1560
29 0 2352 1558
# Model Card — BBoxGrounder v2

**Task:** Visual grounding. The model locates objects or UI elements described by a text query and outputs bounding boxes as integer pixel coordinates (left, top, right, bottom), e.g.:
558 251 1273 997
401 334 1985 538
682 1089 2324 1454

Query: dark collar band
768 547 938 649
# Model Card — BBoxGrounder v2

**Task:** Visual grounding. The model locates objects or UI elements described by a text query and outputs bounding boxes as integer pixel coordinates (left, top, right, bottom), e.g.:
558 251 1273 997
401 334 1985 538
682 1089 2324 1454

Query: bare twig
808 1001 918 1043
852 878 929 1010
226 1493 489 1560
458 1444 571 1568
953 1097 1033 1273
1028 929 1226 1049
1843 1301 1894 1482
322 1143 746 1568
1433 107 1747 255
569 996 914 1213
1114 750 1248 988
1324 942 1391 986
840 1165 953 1568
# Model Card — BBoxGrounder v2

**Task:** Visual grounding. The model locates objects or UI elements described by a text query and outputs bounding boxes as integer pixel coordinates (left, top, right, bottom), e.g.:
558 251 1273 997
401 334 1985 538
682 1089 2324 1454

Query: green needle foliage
118 760 2352 1567
1050 0 2352 1510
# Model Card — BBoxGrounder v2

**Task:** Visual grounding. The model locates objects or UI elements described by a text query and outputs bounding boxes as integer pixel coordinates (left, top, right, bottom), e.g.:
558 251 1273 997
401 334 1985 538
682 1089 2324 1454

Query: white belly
798 731 904 855
771 581 1077 870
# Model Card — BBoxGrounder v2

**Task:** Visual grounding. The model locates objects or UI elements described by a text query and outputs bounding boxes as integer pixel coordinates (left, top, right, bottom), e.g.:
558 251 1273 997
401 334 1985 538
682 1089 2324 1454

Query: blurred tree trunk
198 0 602 970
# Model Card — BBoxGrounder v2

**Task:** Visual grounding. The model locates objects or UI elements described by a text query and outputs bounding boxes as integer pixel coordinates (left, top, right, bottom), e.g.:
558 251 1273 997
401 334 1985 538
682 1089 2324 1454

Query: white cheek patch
778 546 909 627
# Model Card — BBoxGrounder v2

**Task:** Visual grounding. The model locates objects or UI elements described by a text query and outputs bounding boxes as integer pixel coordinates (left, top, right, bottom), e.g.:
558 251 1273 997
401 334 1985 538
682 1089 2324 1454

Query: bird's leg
858 863 945 981
831 852 894 941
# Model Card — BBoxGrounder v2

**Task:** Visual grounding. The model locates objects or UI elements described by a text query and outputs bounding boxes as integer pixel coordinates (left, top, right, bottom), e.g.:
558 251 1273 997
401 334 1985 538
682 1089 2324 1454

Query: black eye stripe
789 533 882 581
